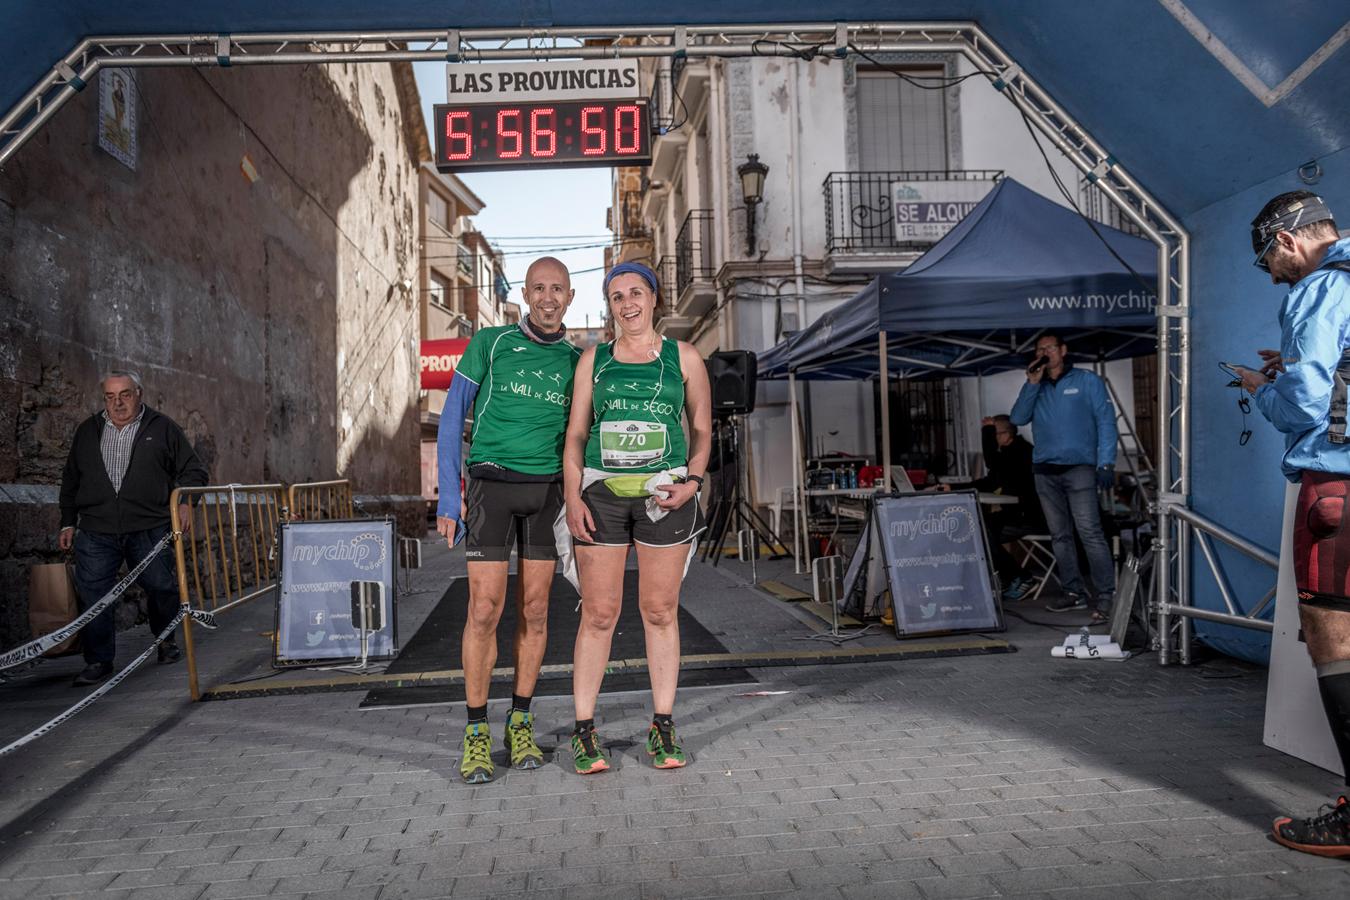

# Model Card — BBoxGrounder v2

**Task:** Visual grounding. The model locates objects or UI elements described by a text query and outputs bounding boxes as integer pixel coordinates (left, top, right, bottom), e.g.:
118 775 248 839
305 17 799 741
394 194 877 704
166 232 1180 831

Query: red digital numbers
445 110 472 160
580 106 607 156
496 109 524 159
438 101 647 168
530 108 557 157
615 105 641 154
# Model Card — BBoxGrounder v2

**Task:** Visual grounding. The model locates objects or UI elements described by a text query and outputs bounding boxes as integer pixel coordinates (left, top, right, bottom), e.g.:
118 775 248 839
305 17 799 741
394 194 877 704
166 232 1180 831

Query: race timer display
433 99 652 172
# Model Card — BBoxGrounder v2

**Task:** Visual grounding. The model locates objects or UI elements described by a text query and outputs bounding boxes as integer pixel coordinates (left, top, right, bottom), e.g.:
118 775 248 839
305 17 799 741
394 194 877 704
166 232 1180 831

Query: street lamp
737 153 769 256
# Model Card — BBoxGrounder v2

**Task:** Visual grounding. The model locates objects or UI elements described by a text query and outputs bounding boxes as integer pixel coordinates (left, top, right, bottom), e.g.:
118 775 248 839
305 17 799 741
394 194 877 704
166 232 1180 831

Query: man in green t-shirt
435 256 581 784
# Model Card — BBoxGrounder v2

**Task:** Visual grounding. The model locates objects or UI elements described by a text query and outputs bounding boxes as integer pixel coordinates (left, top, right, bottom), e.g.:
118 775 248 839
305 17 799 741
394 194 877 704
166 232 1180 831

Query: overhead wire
1016 111 1156 297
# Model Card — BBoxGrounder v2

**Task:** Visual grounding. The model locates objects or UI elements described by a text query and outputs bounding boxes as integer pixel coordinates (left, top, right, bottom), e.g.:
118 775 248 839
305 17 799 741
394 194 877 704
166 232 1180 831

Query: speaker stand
702 415 790 568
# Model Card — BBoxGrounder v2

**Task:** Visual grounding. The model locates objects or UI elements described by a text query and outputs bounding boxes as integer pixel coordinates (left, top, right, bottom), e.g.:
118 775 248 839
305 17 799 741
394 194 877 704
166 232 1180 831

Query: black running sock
573 718 594 735
1316 671 1350 787
511 694 532 714
466 704 488 725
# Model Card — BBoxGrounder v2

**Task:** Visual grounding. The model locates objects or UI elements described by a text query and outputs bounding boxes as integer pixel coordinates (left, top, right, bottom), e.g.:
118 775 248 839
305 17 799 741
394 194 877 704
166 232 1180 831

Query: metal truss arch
0 20 1196 661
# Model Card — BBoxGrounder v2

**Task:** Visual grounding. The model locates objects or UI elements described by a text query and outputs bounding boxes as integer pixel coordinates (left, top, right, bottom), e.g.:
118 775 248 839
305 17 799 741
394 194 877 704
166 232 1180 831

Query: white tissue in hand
644 472 676 522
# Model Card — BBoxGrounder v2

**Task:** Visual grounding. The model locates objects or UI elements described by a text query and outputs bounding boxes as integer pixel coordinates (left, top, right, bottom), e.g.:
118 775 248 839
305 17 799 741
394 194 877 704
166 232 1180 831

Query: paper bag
28 562 82 657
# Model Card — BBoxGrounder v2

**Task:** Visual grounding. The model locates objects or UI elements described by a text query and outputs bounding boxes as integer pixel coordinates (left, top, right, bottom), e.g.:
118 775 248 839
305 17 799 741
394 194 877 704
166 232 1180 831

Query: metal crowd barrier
287 479 354 521
171 483 285 699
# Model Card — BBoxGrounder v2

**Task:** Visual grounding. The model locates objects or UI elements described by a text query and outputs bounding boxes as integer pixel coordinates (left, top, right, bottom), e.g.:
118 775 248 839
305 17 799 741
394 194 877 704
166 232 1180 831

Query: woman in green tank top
562 262 713 774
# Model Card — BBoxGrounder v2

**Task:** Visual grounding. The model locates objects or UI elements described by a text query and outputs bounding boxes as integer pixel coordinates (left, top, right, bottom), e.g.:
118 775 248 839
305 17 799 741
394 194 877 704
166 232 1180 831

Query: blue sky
411 59 612 328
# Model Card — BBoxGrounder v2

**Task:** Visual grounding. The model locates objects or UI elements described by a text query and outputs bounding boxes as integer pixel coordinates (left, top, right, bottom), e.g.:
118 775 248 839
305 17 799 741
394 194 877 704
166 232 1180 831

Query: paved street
1 542 1348 899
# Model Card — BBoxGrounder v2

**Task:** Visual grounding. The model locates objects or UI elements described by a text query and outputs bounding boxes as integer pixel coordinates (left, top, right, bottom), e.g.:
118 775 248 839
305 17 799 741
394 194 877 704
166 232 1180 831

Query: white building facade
617 52 1142 516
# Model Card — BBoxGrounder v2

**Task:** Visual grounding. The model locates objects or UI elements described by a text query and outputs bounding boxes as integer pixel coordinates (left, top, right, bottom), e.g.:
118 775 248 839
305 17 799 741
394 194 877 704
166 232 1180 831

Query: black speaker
706 350 757 415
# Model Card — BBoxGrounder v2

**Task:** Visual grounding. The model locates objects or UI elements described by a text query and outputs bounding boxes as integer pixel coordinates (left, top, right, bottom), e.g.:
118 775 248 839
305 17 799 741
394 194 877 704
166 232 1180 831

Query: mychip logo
290 532 387 572
888 506 977 544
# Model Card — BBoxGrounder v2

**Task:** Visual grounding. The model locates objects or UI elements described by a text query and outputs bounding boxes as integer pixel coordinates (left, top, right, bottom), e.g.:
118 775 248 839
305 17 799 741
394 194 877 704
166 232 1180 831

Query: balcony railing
456 244 474 278
823 170 1003 255
1078 175 1147 239
648 57 687 133
656 255 677 301
674 209 714 298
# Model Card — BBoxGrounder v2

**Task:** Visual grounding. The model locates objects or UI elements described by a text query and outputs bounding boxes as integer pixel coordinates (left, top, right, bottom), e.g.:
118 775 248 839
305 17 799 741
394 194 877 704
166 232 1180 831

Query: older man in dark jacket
57 371 209 685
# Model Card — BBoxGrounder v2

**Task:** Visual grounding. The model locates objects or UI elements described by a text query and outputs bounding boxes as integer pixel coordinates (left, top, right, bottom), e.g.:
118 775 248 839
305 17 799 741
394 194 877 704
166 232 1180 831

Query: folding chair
1015 534 1058 602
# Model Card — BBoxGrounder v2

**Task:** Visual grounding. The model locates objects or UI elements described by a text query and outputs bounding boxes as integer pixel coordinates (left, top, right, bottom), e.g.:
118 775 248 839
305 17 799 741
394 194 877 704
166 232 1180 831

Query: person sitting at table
938 415 1045 600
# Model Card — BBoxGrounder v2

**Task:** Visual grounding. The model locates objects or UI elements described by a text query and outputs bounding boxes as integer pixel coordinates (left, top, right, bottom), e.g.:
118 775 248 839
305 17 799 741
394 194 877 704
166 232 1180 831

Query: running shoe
1044 593 1087 613
1001 576 1032 602
459 722 493 784
571 725 610 775
1272 795 1350 858
504 709 544 770
646 719 687 769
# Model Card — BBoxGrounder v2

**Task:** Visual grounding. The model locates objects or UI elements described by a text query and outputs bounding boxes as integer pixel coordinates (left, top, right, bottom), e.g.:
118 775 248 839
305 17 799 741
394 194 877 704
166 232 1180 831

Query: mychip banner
871 492 1002 636
275 519 397 666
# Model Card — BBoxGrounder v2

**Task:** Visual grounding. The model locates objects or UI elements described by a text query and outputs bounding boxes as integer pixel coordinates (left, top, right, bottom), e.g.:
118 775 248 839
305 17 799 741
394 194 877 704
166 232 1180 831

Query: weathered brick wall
0 60 428 649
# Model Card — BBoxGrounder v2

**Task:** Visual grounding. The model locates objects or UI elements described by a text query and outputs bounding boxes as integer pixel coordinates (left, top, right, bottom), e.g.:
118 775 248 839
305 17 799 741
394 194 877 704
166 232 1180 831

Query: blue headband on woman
603 261 659 295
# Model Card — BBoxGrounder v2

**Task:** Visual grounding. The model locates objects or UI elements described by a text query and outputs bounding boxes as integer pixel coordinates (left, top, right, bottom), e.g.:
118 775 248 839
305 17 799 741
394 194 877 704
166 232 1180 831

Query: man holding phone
1010 333 1118 618
1230 191 1350 858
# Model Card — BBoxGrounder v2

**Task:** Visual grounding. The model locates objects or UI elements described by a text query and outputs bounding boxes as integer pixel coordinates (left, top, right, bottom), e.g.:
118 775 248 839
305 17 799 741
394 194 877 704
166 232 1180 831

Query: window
429 273 453 310
856 68 948 171
428 190 452 232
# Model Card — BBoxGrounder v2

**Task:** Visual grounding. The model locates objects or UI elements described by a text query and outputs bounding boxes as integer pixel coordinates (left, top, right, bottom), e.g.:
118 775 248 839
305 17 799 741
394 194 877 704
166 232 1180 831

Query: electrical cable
848 45 984 90
1016 111 1156 298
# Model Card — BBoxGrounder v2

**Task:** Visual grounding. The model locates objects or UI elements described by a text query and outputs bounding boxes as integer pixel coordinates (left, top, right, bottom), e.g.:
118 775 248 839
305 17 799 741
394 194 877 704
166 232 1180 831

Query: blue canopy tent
758 177 1161 589
758 177 1159 382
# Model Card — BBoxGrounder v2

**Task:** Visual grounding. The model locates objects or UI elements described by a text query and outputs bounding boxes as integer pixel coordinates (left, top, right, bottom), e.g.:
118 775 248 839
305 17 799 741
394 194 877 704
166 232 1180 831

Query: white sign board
891 179 994 242
446 59 641 103
1264 482 1344 776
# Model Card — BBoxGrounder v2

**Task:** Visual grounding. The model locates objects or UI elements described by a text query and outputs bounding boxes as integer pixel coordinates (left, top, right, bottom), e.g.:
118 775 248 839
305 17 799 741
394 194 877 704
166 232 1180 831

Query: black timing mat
359 570 754 708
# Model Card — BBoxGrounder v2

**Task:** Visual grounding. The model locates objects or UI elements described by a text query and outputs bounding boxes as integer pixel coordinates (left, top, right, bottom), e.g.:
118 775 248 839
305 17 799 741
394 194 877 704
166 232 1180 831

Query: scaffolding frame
1 20 1206 662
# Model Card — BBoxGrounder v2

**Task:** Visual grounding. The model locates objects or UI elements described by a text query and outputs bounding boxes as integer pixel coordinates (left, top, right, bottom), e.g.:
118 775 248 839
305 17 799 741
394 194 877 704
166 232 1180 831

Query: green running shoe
504 709 544 770
459 722 494 784
571 725 610 775
646 719 687 769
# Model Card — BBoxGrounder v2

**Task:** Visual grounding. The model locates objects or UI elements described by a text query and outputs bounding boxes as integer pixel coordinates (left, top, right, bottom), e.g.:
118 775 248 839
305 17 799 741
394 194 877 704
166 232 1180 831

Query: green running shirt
584 338 687 473
458 325 582 474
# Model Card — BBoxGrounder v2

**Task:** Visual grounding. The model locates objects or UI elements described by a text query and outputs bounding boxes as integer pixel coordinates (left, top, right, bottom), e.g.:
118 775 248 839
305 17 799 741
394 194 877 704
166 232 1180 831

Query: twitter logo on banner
919 603 937 619
306 630 326 647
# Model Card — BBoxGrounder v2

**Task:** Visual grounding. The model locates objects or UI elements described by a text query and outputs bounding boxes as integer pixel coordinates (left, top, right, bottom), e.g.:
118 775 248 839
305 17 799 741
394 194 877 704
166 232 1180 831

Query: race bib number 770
600 421 667 468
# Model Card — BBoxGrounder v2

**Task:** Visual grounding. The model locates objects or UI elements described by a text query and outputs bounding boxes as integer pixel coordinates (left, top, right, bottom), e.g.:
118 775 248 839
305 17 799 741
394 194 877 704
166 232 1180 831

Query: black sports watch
684 474 705 488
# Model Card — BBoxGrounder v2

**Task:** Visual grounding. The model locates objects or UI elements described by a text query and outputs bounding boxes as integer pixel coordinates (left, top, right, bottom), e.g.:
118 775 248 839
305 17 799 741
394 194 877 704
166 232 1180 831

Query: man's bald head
525 256 571 290
520 256 575 334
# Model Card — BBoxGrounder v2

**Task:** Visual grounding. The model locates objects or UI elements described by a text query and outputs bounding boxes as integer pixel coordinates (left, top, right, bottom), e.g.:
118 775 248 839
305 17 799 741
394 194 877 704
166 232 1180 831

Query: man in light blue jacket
1232 190 1350 858
1010 333 1118 616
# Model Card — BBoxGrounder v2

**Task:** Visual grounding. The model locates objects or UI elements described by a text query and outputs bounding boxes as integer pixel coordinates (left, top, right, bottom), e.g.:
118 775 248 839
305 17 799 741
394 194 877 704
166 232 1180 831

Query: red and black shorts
1294 471 1350 612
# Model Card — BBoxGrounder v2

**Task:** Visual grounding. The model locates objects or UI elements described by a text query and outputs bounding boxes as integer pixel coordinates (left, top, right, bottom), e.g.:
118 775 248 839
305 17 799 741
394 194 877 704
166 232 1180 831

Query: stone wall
0 60 429 650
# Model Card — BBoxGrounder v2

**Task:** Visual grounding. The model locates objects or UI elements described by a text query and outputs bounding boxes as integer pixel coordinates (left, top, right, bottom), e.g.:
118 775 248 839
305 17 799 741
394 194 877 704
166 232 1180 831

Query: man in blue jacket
1010 333 1118 617
1233 190 1350 858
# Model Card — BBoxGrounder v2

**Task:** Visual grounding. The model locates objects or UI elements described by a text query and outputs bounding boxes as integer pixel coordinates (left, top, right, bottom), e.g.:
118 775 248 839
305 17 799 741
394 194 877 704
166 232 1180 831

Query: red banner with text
419 338 471 390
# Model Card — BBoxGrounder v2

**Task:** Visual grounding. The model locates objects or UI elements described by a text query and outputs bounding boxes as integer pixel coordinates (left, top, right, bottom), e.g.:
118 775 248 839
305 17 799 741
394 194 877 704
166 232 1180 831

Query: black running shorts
464 478 564 562
576 481 706 547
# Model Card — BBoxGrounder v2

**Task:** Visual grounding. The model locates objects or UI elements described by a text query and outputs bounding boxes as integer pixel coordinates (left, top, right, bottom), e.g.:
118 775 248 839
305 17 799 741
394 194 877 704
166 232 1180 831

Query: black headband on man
1251 194 1335 267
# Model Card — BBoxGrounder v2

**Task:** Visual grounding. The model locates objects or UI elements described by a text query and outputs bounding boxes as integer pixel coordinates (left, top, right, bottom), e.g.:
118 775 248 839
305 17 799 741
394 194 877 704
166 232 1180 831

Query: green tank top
584 338 688 473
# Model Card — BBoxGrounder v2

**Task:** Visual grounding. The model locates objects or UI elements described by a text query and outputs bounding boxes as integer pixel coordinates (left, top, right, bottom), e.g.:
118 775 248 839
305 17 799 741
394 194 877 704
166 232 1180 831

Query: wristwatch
684 474 705 488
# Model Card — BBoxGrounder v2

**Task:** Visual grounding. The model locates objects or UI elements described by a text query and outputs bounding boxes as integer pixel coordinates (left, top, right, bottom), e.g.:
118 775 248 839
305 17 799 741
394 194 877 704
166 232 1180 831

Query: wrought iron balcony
675 209 714 300
823 170 1003 258
656 255 677 298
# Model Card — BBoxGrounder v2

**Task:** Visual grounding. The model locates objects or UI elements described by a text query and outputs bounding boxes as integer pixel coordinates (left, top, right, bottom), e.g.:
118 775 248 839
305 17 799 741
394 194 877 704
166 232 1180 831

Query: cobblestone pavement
2 542 1348 898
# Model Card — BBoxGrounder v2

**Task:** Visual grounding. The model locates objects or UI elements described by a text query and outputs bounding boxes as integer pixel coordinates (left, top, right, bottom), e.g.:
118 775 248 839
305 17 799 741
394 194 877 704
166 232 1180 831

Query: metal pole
1165 503 1278 568
170 491 200 702
789 371 805 574
1153 602 1274 632
879 332 892 483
